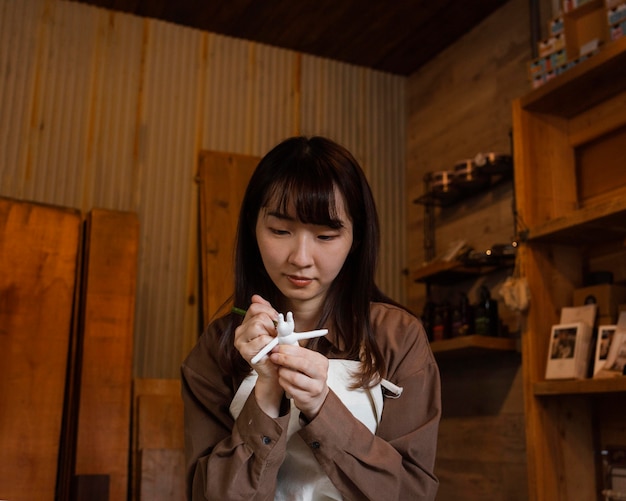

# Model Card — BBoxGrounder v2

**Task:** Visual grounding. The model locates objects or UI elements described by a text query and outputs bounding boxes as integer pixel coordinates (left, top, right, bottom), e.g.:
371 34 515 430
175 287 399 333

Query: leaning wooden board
73 208 139 500
0 197 82 500
197 151 259 327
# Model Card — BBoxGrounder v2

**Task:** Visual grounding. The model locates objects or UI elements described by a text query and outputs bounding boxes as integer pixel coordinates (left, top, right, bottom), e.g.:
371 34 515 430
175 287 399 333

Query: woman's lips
286 275 313 287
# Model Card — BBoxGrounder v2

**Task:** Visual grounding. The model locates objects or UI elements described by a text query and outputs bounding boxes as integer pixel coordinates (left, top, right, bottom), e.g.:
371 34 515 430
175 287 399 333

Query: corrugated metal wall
0 0 407 378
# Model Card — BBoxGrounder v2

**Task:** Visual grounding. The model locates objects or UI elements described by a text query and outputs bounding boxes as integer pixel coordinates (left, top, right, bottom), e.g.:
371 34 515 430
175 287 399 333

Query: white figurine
250 311 328 364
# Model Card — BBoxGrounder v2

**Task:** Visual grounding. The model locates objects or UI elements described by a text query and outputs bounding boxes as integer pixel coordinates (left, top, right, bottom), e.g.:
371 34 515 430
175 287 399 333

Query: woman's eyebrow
266 209 345 228
266 210 294 221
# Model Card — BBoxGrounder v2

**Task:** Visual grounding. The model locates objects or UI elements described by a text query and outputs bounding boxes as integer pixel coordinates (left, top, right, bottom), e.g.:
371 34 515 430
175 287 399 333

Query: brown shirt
181 302 441 500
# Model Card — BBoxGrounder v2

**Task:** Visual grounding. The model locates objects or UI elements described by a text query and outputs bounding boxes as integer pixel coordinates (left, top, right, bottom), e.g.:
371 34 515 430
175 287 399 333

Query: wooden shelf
430 334 518 360
413 171 512 208
524 196 626 244
521 36 626 118
533 376 626 396
412 259 513 284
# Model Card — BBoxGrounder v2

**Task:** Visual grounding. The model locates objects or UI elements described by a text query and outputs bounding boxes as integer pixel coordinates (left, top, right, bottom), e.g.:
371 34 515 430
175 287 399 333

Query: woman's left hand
269 344 329 420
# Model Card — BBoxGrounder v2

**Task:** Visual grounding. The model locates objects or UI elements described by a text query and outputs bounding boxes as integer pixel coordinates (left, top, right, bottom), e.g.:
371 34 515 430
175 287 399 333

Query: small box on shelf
573 284 626 321
538 33 567 56
610 19 626 40
606 0 626 9
550 15 565 35
607 3 626 25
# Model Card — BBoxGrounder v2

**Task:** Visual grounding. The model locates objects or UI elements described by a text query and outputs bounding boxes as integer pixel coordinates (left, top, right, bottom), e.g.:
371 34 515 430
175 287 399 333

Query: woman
181 136 441 500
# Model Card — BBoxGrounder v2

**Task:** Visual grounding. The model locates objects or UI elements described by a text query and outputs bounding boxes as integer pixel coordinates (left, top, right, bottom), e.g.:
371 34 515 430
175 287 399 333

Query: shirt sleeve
181 324 290 501
297 306 441 500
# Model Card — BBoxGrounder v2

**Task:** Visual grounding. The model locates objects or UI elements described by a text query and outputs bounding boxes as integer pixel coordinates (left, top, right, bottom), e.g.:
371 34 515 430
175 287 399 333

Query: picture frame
604 312 626 375
545 322 592 379
594 325 617 376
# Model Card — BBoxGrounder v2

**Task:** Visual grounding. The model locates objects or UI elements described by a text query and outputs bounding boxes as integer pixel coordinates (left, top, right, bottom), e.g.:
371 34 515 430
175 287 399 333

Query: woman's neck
287 300 322 332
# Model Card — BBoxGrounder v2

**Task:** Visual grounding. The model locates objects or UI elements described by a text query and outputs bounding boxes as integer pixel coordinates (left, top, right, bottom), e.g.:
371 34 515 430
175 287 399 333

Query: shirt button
311 441 320 449
262 436 271 445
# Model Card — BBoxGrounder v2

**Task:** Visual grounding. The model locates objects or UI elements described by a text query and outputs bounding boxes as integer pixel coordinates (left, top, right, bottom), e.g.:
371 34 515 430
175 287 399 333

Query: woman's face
255 191 354 313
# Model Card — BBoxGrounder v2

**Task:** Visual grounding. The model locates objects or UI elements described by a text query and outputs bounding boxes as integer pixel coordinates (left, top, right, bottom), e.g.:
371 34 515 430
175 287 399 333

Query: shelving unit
513 34 626 501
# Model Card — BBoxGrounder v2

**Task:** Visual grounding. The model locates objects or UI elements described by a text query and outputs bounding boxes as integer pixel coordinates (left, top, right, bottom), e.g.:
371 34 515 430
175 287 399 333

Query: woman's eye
317 234 337 241
270 228 289 235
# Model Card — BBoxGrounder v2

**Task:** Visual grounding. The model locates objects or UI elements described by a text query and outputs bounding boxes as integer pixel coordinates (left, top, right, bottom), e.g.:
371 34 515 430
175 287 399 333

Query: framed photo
545 322 592 379
594 325 617 376
604 312 626 375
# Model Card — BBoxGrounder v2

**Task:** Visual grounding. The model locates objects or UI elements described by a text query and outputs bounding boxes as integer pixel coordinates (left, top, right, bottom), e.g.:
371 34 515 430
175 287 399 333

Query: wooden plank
534 377 626 395
137 394 184 450
139 449 185 501
527 197 626 244
73 209 139 501
131 378 183 501
437 415 527 463
0 197 81 501
436 458 528 501
197 151 259 326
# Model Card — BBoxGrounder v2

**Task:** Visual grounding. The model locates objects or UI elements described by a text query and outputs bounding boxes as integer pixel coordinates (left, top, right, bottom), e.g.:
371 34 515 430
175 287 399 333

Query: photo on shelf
602 312 626 376
545 322 592 380
594 325 617 376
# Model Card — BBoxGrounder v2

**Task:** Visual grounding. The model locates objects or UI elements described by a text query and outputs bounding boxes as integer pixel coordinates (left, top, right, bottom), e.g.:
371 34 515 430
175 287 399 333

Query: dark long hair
219 136 396 386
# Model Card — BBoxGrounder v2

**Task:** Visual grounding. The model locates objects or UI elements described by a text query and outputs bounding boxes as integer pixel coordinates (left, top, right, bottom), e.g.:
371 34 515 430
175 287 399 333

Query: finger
270 346 328 379
277 367 329 414
251 294 272 307
246 302 278 330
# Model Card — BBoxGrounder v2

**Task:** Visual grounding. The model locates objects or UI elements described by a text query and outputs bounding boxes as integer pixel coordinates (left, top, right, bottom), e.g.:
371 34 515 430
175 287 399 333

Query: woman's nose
288 234 313 267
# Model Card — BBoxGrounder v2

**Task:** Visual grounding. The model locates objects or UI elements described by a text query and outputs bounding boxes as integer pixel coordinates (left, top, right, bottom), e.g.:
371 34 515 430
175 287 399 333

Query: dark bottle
452 293 473 336
451 305 462 337
432 303 452 341
474 286 499 337
432 306 445 341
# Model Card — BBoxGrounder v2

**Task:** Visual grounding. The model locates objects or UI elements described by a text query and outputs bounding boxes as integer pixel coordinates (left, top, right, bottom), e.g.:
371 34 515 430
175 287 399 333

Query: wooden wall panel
73 209 139 500
406 0 542 314
405 1 556 498
0 197 81 500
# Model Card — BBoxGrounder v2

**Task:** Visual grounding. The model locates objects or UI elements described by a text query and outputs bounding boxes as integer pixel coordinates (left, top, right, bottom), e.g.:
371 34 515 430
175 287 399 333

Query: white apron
229 360 402 501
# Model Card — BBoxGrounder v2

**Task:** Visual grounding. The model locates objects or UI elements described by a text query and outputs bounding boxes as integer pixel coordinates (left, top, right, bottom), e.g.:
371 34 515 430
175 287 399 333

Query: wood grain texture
197 151 259 326
131 378 184 501
406 0 538 315
73 208 139 501
405 1 547 499
515 32 626 500
139 449 185 501
69 0 510 75
0 197 81 500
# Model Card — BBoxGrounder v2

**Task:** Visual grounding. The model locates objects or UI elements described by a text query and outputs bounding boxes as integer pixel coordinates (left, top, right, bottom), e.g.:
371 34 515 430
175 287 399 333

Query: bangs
262 165 345 229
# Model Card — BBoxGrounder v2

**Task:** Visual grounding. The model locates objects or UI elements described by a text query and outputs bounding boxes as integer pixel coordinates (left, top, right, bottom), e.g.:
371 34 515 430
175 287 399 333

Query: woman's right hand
234 295 284 416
